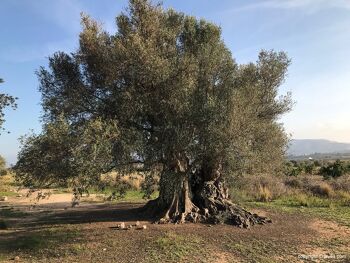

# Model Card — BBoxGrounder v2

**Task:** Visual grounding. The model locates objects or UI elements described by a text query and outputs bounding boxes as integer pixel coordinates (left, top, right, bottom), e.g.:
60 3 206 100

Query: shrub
304 163 315 174
309 182 334 198
319 160 346 179
284 177 303 189
283 161 302 176
329 174 350 192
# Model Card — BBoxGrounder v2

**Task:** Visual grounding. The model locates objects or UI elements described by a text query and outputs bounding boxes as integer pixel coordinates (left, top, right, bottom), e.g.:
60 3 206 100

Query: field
1 178 350 263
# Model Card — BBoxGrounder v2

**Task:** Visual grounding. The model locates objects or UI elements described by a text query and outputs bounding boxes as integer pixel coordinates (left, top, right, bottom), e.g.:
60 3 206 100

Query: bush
309 182 334 198
329 174 350 192
283 161 302 176
304 163 315 174
319 160 347 179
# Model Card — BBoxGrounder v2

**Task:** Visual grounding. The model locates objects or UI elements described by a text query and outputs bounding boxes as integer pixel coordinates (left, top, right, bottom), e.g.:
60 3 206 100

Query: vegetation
0 173 18 196
0 77 17 132
14 0 292 227
0 155 7 176
283 159 350 178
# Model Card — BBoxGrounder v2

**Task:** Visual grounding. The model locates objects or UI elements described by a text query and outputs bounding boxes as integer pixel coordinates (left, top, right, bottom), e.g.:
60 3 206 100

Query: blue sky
1 0 350 164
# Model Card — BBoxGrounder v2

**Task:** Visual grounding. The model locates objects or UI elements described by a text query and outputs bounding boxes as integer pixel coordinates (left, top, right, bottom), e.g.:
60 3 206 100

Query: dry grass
257 185 272 202
232 174 350 205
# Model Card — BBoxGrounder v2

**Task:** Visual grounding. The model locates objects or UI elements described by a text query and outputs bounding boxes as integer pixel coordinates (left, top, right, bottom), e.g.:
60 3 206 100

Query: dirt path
1 193 349 262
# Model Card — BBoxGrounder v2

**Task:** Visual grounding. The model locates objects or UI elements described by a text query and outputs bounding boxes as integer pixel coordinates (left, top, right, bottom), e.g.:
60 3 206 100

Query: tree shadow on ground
0 226 84 259
3 202 153 228
0 202 153 258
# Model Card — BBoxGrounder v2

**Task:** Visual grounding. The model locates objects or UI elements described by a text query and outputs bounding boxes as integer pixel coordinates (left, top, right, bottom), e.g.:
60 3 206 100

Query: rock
102 248 107 251
135 221 140 227
127 224 133 229
16 194 23 198
142 225 147 230
0 196 8 201
158 218 167 224
119 222 125 230
14 256 20 261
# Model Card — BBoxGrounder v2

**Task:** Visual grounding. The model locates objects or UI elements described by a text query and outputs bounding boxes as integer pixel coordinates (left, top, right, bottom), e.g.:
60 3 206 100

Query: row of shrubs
231 173 350 206
284 159 350 178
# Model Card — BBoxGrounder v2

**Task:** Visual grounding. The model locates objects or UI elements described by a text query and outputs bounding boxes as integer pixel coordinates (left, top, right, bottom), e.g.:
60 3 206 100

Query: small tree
320 160 346 179
15 0 292 227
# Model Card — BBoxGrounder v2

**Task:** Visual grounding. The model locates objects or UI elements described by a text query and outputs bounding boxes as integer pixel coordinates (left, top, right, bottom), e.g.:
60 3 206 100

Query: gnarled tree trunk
144 158 270 228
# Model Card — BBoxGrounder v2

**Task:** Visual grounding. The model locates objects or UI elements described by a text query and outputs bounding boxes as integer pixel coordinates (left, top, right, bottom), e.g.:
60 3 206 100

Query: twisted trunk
144 159 270 228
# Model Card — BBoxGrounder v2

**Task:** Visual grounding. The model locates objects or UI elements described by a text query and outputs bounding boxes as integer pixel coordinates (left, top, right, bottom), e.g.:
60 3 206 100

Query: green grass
0 227 82 258
146 231 205 262
245 200 350 227
225 239 282 263
0 191 17 197
116 190 158 202
82 190 159 203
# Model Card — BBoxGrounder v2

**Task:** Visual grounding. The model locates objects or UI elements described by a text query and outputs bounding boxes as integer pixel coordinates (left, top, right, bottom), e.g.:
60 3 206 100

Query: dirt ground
1 193 349 263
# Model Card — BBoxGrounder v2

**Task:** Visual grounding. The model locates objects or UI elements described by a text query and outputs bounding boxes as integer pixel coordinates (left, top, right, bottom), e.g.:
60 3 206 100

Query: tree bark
144 162 271 228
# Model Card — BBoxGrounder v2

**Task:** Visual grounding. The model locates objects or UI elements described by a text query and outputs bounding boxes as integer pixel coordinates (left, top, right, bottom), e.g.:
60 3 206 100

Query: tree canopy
15 0 292 227
0 78 17 133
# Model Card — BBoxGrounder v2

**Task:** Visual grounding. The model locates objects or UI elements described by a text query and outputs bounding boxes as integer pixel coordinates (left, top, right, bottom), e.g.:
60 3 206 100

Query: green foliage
304 162 315 174
0 77 17 132
15 117 119 192
0 155 7 176
141 172 158 199
15 0 292 194
320 159 348 179
284 159 350 177
283 161 302 176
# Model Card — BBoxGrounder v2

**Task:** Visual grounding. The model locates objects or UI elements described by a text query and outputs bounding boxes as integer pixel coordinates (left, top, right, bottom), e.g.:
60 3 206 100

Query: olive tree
15 0 292 227
0 78 17 132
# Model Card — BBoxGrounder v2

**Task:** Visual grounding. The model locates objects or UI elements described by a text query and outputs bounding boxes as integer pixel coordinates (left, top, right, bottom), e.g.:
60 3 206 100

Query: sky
1 0 350 165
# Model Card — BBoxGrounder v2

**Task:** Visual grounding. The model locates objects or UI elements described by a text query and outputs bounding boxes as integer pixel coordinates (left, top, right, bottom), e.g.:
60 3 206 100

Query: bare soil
0 193 349 262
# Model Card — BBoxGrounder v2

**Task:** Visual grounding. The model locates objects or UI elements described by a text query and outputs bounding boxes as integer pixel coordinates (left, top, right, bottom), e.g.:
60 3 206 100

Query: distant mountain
287 139 350 156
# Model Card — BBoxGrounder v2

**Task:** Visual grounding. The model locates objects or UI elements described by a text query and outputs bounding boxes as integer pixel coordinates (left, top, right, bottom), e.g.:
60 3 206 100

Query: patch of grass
146 231 205 262
0 227 82 259
311 237 350 249
273 194 335 208
246 200 350 227
0 191 17 197
225 239 279 263
119 190 158 202
83 190 159 204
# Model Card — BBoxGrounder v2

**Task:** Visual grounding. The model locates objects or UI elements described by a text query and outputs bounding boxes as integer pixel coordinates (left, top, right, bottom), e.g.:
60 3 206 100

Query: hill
288 139 350 156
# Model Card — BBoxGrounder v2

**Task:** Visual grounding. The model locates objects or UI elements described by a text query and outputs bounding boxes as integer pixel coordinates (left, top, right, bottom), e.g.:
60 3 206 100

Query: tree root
143 177 271 228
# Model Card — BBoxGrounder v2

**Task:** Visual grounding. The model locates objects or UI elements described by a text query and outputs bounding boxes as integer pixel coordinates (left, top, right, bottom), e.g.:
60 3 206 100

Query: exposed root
143 179 270 228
